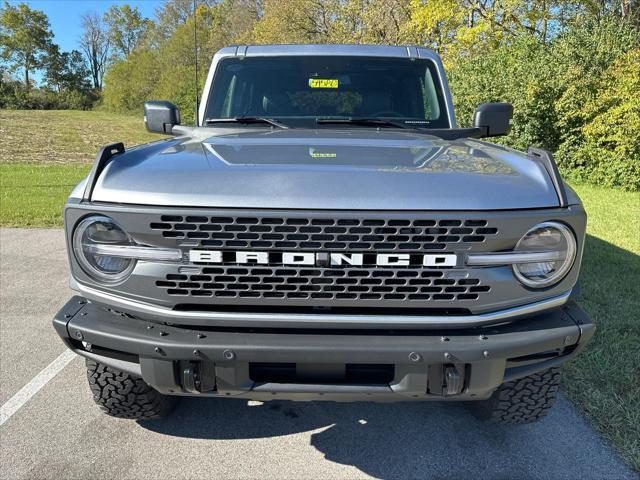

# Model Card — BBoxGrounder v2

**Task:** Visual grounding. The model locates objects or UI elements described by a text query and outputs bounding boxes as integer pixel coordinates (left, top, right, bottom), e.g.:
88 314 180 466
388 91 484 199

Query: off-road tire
86 359 177 419
469 367 560 424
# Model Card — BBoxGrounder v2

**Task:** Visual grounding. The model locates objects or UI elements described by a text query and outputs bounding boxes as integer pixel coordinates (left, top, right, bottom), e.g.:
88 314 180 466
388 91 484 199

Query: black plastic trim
54 296 593 368
528 147 568 207
82 142 125 202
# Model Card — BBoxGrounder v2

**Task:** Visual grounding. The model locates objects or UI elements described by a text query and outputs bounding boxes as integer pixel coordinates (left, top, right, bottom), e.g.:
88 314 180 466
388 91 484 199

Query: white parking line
0 350 76 427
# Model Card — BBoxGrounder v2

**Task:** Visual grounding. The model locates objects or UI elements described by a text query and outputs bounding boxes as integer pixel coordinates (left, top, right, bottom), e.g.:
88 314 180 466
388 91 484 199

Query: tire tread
470 367 560 424
86 359 176 419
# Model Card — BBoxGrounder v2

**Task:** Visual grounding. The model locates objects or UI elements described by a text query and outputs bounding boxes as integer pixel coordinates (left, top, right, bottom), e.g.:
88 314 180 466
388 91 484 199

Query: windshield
204 56 450 128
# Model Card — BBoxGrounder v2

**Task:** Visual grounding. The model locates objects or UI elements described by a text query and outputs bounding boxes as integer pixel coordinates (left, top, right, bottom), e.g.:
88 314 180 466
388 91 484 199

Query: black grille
150 215 498 251
155 266 490 302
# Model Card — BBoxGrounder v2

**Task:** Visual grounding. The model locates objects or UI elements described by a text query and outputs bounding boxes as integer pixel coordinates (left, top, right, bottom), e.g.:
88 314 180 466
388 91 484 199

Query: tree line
1 0 638 189
0 1 152 109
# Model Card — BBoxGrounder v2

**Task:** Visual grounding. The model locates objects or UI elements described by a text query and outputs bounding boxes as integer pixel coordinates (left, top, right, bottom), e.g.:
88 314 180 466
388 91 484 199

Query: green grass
0 109 638 469
563 183 640 471
1 163 90 226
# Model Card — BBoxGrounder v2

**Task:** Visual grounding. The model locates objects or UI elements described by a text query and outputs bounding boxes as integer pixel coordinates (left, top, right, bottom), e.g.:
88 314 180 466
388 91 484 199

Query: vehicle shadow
139 394 627 479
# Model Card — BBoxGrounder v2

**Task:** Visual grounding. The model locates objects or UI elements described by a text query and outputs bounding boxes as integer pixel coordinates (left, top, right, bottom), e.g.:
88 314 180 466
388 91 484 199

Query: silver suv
53 44 594 423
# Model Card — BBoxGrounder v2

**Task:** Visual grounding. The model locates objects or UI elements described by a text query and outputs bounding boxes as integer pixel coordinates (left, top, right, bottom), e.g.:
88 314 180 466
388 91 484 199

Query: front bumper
53 297 594 402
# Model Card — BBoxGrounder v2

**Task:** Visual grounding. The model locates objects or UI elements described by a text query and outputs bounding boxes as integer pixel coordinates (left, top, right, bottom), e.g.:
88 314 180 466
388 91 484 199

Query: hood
91 129 560 210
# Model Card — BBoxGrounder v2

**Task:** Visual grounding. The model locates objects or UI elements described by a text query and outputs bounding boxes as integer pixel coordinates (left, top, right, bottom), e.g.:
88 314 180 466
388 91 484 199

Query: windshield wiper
204 117 288 129
316 118 486 139
316 118 409 129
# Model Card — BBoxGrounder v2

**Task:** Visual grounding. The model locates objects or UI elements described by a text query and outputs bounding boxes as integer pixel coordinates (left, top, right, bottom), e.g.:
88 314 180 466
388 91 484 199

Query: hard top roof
216 44 439 60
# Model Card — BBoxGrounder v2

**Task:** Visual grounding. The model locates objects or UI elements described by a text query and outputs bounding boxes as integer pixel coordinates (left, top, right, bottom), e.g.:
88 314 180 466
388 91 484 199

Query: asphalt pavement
0 228 636 480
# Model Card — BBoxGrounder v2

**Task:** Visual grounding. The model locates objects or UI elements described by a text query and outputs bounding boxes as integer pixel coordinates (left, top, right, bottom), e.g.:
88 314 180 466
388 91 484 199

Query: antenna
193 0 199 126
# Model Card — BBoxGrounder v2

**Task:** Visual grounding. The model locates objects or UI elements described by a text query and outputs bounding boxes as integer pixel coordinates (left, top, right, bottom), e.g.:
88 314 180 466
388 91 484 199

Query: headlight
72 216 136 284
513 222 576 288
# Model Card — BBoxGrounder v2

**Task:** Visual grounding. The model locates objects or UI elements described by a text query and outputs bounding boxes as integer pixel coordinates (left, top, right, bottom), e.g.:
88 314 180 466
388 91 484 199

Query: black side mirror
144 100 180 134
473 103 513 137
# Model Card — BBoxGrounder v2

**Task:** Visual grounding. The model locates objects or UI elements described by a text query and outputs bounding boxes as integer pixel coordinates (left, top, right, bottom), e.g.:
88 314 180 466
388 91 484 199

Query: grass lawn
563 184 640 470
1 163 90 226
1 109 639 469
0 109 162 164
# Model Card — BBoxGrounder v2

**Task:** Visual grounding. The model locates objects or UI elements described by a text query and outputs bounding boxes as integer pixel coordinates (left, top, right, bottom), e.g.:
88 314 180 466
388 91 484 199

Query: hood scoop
203 134 448 170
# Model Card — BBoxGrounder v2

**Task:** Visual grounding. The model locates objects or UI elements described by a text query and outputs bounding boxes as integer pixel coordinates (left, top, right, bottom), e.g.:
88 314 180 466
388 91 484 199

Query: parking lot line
0 350 76 427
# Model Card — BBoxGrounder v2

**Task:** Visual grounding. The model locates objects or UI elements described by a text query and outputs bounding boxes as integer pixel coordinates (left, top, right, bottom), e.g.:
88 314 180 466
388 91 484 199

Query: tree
0 1 54 87
45 46 91 92
251 0 340 44
154 0 219 39
102 49 160 112
573 48 640 190
80 11 110 90
104 4 153 59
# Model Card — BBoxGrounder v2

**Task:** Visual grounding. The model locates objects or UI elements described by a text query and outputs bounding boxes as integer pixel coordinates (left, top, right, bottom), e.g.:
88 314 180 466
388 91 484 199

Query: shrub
447 36 559 152
448 17 639 191
101 49 161 114
568 49 640 190
0 77 97 110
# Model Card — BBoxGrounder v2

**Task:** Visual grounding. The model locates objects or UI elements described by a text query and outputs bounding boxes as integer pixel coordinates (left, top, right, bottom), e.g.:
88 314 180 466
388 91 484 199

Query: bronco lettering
189 250 458 267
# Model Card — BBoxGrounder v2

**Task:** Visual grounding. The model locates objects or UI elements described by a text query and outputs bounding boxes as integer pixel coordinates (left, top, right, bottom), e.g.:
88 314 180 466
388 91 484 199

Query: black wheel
469 367 560 424
86 359 178 419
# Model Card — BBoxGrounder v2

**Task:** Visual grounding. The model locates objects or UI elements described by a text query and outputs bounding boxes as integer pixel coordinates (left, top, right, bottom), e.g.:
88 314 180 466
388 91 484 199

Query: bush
55 88 98 110
551 20 640 190
101 49 160 114
448 17 639 191
568 49 640 190
0 79 97 110
448 36 560 152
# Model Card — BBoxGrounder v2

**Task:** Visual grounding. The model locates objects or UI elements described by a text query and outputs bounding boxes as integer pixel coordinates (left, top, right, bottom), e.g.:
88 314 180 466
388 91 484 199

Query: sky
10 1 163 83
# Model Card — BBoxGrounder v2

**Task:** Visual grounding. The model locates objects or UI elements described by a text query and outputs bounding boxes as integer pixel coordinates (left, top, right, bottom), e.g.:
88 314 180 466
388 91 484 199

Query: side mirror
144 100 180 134
473 103 513 137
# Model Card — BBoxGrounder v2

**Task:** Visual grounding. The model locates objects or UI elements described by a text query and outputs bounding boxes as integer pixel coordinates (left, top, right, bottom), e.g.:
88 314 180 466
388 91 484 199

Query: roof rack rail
528 147 568 207
82 142 125 202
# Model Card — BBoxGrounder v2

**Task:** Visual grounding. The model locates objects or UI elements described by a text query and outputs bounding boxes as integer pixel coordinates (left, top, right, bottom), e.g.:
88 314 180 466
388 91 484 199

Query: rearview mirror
144 100 180 134
473 103 513 137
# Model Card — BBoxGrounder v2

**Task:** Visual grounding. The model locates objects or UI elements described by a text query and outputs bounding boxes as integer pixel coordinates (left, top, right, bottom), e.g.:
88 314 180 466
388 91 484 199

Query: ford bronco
53 44 594 423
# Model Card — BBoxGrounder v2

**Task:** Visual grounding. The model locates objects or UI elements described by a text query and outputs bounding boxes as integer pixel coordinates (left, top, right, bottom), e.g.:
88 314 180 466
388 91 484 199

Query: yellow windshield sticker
309 148 337 158
309 78 339 89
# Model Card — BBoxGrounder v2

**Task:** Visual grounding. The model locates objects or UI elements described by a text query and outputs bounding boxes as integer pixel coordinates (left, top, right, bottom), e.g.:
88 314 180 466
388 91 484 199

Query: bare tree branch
79 11 110 90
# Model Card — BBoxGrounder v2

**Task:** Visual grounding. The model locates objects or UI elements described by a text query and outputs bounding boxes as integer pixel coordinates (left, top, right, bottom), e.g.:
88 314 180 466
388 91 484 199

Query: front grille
150 215 498 251
155 266 490 302
148 213 500 308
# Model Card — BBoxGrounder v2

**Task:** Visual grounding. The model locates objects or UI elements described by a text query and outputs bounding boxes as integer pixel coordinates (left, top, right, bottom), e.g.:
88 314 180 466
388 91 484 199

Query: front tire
86 359 178 419
469 367 560 424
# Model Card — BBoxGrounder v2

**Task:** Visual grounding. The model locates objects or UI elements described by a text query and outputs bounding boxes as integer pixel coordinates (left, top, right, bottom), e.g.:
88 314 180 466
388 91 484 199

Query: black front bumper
53 297 594 402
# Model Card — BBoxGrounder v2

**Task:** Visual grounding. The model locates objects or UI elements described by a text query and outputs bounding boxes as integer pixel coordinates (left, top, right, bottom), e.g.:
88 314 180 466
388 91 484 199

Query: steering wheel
369 110 405 118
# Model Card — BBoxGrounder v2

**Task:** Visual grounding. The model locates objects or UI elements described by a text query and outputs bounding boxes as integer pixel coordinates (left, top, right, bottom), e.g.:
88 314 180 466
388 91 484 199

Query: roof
216 44 439 60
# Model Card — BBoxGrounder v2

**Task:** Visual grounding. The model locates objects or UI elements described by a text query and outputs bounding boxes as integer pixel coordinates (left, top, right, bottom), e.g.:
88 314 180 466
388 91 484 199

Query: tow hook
444 365 463 395
182 361 216 393
182 363 201 393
